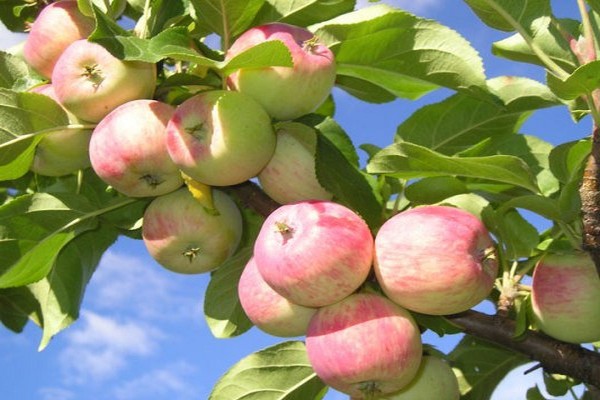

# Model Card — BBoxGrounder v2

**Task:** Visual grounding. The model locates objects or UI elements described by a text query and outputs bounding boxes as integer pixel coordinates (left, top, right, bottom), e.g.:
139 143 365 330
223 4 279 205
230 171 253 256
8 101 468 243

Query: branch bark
228 180 600 390
580 125 600 276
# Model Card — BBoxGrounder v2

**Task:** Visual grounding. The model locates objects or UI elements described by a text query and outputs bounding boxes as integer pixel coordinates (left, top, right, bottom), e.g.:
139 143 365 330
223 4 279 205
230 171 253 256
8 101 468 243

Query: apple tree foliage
0 0 600 398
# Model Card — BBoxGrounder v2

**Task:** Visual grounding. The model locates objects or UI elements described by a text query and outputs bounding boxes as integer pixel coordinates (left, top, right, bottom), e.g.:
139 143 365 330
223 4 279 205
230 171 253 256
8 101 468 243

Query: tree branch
228 180 600 389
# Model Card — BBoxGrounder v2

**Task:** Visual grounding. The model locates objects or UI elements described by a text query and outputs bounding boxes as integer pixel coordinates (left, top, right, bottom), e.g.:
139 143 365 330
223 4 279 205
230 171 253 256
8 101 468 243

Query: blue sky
0 1 592 399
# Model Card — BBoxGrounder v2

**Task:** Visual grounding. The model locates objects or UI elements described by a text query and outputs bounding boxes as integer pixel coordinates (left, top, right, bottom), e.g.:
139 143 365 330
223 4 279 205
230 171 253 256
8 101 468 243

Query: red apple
531 251 600 344
142 187 243 274
52 39 157 123
166 90 275 186
378 355 460 400
28 84 92 177
305 292 422 399
238 257 317 337
89 99 183 197
225 23 336 121
253 200 373 308
257 122 332 204
374 205 498 315
23 0 95 78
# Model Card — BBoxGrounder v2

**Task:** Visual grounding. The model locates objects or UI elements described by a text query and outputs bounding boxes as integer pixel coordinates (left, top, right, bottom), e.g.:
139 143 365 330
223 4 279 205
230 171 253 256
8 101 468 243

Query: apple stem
182 246 201 263
139 174 165 188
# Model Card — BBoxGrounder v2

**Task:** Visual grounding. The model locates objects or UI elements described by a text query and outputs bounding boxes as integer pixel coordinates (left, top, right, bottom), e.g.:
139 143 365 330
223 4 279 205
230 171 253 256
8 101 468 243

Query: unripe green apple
23 0 95 79
226 23 336 121
257 122 332 204
52 39 156 123
306 292 422 399
142 187 243 274
166 90 276 186
238 257 317 337
531 251 600 344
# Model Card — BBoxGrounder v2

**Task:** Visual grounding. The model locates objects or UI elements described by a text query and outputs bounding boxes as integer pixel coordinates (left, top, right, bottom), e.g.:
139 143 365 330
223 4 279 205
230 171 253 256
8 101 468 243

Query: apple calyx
81 64 104 88
302 35 320 53
359 381 382 400
183 246 201 263
186 123 209 141
139 173 165 189
274 221 293 235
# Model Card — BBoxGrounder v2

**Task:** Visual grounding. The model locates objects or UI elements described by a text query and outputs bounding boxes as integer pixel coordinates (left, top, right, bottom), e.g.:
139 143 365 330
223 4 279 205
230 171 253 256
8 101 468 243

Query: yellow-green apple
378 356 460 400
23 0 95 78
238 257 317 337
225 23 336 121
28 84 92 176
166 90 275 186
51 39 156 123
89 99 183 197
257 122 332 204
531 251 600 344
253 200 373 307
305 292 422 399
374 205 498 315
142 187 243 274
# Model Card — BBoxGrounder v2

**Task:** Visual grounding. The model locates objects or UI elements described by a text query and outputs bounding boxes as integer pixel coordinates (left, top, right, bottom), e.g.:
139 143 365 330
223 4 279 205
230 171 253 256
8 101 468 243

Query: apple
28 84 92 177
225 23 336 121
142 187 243 274
52 39 157 123
166 90 275 186
257 121 333 204
305 292 422 399
89 99 184 197
253 200 373 308
374 205 498 315
377 356 460 400
238 257 317 337
531 251 600 344
23 0 95 79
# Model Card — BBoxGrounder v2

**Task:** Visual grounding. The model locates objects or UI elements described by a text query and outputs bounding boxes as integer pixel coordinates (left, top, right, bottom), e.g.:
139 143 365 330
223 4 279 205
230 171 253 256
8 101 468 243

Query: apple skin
52 39 157 123
166 90 276 186
28 84 92 176
374 205 498 315
305 292 422 399
225 23 336 121
253 200 373 308
377 356 460 400
257 122 332 204
89 99 184 197
531 251 600 344
23 0 95 78
238 257 317 337
142 187 243 274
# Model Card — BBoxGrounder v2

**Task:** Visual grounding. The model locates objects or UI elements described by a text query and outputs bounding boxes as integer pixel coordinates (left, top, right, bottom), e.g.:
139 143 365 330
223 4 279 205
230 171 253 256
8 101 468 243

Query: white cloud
38 387 75 400
356 0 442 15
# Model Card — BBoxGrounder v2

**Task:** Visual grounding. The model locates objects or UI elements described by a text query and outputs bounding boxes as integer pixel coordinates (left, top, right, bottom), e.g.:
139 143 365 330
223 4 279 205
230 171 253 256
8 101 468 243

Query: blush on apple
52 39 156 123
225 23 336 121
531 251 600 344
166 90 275 186
142 187 243 274
238 257 317 337
306 292 422 399
89 99 183 197
253 200 373 308
374 205 498 315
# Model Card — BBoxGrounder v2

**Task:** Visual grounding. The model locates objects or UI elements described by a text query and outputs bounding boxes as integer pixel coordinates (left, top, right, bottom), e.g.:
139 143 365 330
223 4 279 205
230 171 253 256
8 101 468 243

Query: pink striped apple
374 205 498 315
531 251 600 344
89 99 183 197
23 0 95 78
142 188 242 274
52 39 156 123
238 257 317 337
253 200 373 308
166 90 275 186
225 23 336 121
306 292 422 399
257 122 332 204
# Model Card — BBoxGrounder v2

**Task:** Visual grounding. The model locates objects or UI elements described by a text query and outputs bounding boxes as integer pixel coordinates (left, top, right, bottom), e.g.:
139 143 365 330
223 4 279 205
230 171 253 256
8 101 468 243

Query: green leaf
526 386 549 400
0 89 69 181
30 224 118 350
312 4 489 101
497 195 562 221
0 286 41 332
209 341 327 400
463 0 551 33
405 177 468 205
0 0 41 32
204 247 253 338
367 142 540 193
549 139 591 184
220 40 293 76
253 0 356 27
0 51 43 91
191 0 265 40
315 133 383 230
485 208 539 259
487 76 560 112
449 335 529 400
547 61 600 100
297 114 359 167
